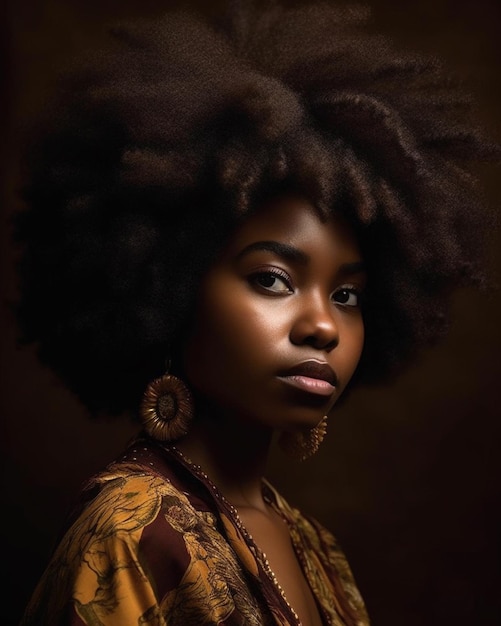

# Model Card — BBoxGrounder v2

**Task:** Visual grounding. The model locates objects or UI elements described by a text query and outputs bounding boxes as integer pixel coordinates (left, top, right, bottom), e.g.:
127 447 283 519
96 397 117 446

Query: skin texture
178 193 366 502
177 195 367 626
183 194 366 435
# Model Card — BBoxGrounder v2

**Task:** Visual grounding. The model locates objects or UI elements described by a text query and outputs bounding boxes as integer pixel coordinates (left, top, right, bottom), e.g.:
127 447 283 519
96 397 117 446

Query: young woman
15 2 496 625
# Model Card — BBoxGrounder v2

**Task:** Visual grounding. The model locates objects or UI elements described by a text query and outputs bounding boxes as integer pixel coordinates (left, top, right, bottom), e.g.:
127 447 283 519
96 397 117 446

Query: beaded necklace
167 443 304 626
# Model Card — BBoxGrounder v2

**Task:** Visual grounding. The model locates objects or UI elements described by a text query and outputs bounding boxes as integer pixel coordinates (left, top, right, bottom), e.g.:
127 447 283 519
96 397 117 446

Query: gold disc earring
278 416 328 462
140 373 194 442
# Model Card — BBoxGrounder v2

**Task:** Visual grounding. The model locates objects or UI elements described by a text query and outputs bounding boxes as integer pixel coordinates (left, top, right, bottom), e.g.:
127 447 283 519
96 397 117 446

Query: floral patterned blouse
20 434 370 626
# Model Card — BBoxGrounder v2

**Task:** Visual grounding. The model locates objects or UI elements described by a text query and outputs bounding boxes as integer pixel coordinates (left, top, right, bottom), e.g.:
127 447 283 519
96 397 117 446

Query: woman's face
183 194 366 432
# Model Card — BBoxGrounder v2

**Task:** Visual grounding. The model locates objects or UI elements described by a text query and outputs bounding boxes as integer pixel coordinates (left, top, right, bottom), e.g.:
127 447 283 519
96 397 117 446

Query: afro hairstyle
14 1 498 416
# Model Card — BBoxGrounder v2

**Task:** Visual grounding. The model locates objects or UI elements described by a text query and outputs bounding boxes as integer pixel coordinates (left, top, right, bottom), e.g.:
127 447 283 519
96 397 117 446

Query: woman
15 2 496 625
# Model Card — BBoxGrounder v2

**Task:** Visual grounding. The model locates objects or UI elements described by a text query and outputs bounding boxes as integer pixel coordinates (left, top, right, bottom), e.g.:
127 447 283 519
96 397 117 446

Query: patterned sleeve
20 464 269 626
21 469 175 625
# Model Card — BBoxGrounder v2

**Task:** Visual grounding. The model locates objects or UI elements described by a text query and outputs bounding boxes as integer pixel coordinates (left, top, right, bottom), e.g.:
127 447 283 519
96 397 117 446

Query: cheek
182 284 280 394
353 318 365 356
340 318 365 378
184 291 257 393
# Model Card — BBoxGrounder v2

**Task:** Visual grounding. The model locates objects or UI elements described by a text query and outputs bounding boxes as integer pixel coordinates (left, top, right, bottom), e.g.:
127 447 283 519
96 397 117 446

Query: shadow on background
2 1 500 625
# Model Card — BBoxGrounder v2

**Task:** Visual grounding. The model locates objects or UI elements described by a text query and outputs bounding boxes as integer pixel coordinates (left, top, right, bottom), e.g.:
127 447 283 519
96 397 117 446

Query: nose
289 293 339 351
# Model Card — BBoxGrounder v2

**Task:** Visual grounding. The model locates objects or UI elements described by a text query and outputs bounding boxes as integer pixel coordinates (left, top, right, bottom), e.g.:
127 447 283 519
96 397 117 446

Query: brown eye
333 288 360 307
257 274 277 288
251 270 292 294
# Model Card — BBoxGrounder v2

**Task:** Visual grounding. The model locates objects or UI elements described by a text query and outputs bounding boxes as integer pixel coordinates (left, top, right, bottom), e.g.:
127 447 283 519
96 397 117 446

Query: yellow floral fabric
21 438 369 626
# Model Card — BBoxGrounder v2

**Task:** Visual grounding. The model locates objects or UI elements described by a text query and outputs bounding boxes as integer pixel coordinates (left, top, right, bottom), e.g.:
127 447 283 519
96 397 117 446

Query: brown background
2 1 500 625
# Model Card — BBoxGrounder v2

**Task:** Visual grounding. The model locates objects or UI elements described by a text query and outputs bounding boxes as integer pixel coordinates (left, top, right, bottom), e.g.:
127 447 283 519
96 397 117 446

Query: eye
332 287 361 307
250 269 293 294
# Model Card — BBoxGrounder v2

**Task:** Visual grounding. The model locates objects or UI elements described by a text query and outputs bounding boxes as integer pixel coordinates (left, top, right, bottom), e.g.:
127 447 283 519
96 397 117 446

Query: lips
277 360 338 397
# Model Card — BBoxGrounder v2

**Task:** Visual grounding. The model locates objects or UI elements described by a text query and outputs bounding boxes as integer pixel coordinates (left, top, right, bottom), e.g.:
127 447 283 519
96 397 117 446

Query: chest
237 507 324 626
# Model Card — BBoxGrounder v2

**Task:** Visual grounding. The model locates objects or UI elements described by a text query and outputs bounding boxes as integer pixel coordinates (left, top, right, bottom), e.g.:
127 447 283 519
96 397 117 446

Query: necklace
167 444 302 626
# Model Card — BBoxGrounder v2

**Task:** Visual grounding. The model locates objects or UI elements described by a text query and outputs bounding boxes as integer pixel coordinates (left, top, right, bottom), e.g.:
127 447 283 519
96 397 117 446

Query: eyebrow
337 261 366 276
236 241 309 265
236 240 366 275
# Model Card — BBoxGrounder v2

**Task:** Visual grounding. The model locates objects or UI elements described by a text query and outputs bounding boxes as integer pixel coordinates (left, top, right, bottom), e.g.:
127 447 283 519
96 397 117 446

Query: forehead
222 194 362 263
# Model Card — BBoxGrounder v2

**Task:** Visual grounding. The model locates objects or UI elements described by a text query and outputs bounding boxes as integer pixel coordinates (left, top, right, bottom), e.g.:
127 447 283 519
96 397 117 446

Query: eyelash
249 269 363 307
250 268 293 293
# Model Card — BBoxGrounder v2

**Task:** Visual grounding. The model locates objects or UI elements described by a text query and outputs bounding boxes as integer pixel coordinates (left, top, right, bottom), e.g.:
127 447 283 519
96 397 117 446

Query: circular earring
140 373 194 442
278 416 328 462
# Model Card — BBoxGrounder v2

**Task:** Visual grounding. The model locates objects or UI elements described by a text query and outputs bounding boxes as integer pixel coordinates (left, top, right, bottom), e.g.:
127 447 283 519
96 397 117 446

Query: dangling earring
278 416 328 462
140 370 194 443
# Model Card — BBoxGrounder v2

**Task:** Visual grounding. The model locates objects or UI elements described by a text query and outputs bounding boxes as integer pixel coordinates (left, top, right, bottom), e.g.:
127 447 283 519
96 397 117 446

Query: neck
175 402 273 511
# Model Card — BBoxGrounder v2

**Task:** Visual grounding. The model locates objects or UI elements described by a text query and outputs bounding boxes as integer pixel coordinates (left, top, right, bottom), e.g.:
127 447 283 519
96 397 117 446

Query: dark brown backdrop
2 1 500 625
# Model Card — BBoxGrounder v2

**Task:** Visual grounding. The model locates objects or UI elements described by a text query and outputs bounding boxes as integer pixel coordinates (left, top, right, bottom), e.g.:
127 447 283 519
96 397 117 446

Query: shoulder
51 457 195 580
66 439 214 549
21 443 226 624
21 457 187 624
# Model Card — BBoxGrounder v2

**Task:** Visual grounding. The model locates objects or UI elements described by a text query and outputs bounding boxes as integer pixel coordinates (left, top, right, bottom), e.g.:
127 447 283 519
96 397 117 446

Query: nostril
291 315 339 350
305 332 338 351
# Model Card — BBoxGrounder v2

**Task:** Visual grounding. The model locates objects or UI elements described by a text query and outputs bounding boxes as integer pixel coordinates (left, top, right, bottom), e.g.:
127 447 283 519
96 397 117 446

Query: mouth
277 360 338 397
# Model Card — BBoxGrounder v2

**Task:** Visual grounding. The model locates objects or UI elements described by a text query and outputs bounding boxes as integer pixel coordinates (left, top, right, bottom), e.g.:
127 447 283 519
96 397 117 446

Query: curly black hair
14 1 498 417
